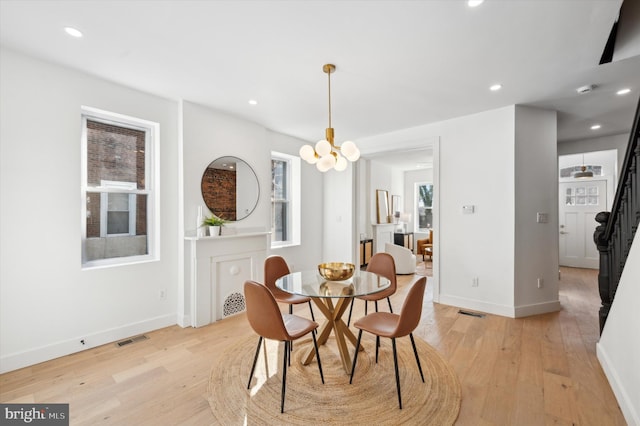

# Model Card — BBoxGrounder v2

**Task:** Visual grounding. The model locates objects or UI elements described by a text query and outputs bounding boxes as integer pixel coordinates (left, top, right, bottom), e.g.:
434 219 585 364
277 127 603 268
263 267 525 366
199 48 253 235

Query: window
560 164 603 178
565 186 599 206
271 152 300 247
81 107 158 268
416 183 433 232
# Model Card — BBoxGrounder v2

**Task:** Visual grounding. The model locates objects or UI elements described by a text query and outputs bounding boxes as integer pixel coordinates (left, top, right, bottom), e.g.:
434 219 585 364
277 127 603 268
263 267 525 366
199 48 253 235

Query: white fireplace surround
184 229 270 327
372 223 395 254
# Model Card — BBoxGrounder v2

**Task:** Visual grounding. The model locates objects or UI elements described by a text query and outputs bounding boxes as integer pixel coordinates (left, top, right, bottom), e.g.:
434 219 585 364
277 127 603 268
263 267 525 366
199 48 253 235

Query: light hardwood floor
0 266 626 425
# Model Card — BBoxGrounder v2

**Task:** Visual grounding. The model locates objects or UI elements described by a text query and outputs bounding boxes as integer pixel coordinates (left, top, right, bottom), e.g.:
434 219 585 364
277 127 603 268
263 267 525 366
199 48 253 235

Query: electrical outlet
472 277 479 287
159 289 166 299
537 278 543 289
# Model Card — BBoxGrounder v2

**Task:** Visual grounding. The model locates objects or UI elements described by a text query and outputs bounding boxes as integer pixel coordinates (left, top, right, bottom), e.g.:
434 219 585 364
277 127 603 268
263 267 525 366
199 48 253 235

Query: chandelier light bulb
341 141 360 162
335 155 348 171
299 144 316 163
315 140 331 156
317 155 333 172
325 154 337 168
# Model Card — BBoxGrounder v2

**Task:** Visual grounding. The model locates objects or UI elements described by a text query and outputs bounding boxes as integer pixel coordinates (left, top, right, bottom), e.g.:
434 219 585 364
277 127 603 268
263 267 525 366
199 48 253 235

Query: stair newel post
594 211 611 334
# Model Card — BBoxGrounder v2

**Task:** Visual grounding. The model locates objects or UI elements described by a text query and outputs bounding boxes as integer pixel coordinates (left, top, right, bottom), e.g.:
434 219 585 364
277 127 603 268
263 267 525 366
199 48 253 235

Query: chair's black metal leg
311 330 324 384
409 333 425 382
376 336 380 363
281 340 288 413
347 299 354 326
375 300 379 312
349 330 363 384
364 301 368 315
387 297 393 313
247 336 263 389
308 301 315 321
392 338 402 409
288 304 294 351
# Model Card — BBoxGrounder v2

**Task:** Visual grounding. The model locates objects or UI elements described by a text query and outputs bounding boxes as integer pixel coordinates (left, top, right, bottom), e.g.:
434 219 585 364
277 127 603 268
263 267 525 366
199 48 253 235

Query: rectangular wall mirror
376 189 390 224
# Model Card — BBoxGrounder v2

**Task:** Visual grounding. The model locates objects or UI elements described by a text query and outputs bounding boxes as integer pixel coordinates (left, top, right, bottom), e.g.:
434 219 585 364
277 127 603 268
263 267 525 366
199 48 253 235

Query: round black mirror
201 156 259 221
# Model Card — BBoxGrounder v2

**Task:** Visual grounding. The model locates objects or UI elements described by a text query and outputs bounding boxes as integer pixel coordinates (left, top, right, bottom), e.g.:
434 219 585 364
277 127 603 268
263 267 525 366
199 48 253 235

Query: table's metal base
302 296 363 374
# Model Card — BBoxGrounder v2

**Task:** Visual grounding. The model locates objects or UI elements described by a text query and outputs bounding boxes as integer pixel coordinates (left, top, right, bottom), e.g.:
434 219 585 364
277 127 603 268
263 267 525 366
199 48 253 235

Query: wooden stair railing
594 94 640 333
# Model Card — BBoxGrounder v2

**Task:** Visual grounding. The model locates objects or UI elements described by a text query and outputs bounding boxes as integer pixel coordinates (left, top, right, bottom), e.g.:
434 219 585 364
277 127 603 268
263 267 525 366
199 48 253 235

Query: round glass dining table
276 270 390 374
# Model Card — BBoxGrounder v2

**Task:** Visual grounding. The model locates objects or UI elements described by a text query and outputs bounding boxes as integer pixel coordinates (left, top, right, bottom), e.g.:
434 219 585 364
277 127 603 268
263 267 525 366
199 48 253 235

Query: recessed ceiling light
64 27 83 38
248 99 258 105
617 88 631 95
591 124 601 130
468 0 484 7
489 84 502 91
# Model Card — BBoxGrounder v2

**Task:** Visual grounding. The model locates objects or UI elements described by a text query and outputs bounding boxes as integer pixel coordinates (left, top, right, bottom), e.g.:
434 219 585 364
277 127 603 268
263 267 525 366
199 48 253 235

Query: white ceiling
1 0 639 171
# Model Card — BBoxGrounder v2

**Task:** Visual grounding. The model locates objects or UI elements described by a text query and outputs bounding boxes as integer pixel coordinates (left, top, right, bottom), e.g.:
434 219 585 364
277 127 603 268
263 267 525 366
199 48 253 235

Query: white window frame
271 152 301 248
415 181 433 233
81 106 160 269
99 181 137 237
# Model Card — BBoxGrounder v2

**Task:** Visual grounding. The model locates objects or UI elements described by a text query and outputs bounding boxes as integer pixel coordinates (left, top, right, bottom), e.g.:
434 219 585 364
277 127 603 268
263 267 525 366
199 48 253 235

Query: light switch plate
537 212 548 223
462 205 475 214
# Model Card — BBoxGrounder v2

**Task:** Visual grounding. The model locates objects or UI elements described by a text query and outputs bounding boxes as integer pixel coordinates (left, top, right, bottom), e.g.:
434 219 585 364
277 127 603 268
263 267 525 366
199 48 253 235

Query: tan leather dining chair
349 276 427 409
347 252 397 326
264 255 315 321
244 280 324 413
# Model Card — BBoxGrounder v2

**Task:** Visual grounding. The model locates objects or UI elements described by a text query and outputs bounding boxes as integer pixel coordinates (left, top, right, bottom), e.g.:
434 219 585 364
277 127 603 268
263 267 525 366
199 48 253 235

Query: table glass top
276 270 390 298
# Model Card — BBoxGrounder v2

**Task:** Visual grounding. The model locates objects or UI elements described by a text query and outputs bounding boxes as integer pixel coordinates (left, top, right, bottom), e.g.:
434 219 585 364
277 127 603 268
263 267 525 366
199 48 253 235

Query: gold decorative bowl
318 262 355 281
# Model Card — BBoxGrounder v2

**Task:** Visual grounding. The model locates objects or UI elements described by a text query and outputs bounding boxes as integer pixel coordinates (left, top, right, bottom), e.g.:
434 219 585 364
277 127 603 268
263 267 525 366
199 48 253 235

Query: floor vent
116 334 149 347
458 310 485 318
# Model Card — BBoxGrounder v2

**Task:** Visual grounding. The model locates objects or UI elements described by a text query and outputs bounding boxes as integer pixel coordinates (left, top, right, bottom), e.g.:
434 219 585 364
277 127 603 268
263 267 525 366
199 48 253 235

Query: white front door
559 180 607 268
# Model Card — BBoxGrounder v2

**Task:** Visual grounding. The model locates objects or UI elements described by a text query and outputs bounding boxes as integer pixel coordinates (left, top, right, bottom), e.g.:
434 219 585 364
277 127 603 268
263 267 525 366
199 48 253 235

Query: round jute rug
207 333 461 425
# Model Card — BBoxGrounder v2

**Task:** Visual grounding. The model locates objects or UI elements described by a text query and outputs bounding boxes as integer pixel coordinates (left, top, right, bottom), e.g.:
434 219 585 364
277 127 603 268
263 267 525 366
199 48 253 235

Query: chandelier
573 153 594 178
299 64 360 172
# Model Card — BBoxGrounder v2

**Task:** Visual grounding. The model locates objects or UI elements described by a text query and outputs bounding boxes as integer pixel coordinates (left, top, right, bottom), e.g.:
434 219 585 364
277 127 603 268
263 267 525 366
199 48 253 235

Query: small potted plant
202 214 226 236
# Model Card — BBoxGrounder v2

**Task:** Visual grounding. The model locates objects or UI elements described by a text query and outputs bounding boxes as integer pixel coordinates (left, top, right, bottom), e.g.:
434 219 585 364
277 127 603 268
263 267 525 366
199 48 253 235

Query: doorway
558 149 617 269
559 179 607 268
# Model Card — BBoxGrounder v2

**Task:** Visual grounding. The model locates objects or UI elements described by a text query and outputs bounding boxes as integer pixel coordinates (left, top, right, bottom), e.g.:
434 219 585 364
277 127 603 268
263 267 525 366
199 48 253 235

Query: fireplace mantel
184 230 270 327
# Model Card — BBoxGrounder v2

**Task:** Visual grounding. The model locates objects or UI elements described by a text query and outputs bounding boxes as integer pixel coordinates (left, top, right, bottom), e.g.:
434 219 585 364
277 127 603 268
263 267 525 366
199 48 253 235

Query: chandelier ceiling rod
325 63 333 132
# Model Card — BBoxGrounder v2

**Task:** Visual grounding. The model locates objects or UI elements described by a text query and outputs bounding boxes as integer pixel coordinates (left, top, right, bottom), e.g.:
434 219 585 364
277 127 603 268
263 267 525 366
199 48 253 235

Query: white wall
322 164 354 264
359 105 560 318
597 231 640 425
514 106 560 315
182 101 270 234
0 48 180 373
269 131 324 272
437 107 518 315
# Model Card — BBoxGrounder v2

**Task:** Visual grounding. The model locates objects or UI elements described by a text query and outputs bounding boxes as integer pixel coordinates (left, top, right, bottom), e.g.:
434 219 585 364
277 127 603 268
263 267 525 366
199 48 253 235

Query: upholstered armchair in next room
416 229 433 260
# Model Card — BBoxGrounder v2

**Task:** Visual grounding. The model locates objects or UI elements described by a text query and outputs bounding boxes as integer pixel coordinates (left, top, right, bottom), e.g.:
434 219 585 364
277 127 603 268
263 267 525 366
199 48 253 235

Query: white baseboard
514 300 561 318
438 294 515 317
0 314 176 374
597 342 640 426
176 314 191 328
437 295 561 318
